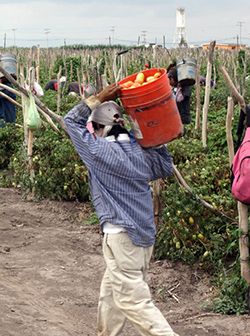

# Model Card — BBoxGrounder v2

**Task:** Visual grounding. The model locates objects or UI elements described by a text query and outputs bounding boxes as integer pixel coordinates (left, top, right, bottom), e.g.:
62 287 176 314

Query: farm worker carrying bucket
64 82 180 336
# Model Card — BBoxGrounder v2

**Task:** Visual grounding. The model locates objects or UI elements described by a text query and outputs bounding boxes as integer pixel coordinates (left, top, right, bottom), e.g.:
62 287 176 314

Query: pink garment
86 121 95 134
176 86 184 103
231 127 250 204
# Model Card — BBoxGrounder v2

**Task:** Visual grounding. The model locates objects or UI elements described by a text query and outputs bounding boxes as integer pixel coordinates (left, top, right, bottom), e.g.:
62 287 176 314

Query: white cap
59 76 66 83
88 101 123 126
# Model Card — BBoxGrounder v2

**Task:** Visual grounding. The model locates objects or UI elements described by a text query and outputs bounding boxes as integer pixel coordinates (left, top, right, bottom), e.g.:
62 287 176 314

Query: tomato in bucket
118 68 183 148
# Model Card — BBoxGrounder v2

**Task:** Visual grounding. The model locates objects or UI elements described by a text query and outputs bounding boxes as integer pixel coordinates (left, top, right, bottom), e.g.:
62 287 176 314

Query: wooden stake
36 45 40 84
27 128 35 194
0 83 21 96
202 40 216 148
69 60 73 83
220 65 246 111
77 68 84 99
226 96 235 167
0 91 22 108
57 66 62 114
238 202 250 284
195 62 201 130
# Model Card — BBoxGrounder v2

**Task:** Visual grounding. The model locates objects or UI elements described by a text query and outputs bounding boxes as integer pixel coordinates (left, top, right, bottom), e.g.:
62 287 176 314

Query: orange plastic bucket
118 68 183 148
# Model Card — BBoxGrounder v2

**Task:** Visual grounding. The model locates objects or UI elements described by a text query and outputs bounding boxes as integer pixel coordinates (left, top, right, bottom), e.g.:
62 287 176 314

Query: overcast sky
0 0 249 47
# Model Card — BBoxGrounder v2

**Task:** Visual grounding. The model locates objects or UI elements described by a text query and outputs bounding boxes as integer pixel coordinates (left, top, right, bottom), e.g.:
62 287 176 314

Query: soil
0 187 249 336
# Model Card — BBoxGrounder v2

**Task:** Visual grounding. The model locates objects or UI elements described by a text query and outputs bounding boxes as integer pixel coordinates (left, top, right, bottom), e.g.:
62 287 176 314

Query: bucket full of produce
118 68 183 148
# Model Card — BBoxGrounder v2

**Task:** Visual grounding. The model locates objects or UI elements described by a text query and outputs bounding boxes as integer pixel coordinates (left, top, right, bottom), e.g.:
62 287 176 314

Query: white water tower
174 7 188 47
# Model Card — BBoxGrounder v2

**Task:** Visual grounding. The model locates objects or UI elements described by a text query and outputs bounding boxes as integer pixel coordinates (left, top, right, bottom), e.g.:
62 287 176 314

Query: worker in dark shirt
44 76 66 91
167 67 193 125
0 76 16 127
67 81 82 96
68 82 97 97
199 75 216 88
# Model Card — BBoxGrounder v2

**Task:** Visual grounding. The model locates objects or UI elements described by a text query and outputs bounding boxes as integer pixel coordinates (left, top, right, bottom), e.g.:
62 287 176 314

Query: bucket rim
119 79 170 97
176 58 197 66
118 67 166 85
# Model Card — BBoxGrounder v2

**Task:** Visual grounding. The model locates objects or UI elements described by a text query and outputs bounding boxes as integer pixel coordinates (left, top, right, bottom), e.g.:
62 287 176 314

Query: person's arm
143 146 173 181
64 83 120 135
64 84 120 167
64 97 101 167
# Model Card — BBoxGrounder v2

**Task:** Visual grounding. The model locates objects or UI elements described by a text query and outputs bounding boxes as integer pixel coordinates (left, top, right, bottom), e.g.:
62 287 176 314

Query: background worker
68 82 97 97
44 75 66 91
167 66 193 125
0 75 17 127
199 75 216 88
64 84 179 336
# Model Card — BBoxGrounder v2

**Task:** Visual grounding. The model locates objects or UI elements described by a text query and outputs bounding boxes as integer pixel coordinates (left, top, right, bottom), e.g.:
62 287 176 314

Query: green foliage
84 212 99 225
155 128 249 313
41 90 81 114
154 72 249 314
213 265 249 314
0 124 23 169
0 124 23 187
238 50 245 67
54 56 82 81
9 128 90 201
155 175 238 266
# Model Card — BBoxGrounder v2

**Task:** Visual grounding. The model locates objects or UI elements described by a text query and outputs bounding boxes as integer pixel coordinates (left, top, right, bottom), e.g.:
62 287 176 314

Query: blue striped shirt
64 101 173 247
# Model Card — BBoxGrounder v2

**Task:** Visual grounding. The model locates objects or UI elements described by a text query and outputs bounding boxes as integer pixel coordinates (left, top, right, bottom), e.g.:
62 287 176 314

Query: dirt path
0 188 249 336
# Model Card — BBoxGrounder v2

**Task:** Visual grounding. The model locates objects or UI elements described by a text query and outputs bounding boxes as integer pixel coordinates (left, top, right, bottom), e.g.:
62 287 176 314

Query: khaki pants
97 232 178 336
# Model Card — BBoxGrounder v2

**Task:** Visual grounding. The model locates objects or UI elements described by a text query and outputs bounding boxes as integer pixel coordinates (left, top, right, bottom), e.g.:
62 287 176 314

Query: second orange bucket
119 68 183 148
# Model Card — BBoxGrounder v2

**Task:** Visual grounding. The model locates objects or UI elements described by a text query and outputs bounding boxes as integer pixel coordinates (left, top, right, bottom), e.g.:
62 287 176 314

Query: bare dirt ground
0 188 249 336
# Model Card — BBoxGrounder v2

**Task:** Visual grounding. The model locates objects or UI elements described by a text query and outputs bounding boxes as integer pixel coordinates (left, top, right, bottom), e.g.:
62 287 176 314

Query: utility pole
141 30 147 45
12 28 17 47
44 28 51 48
137 35 140 46
4 33 6 49
110 26 115 45
237 21 245 47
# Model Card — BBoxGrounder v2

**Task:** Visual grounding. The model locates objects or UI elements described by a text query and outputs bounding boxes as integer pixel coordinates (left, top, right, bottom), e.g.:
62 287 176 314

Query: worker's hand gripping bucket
118 68 183 148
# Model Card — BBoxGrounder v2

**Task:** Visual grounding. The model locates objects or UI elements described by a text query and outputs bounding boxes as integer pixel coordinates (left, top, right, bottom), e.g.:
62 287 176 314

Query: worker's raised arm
64 84 120 167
